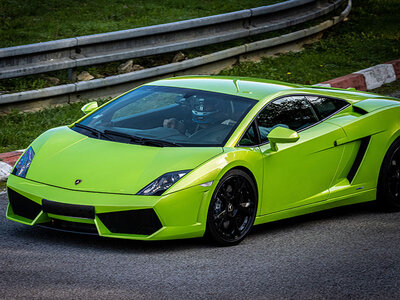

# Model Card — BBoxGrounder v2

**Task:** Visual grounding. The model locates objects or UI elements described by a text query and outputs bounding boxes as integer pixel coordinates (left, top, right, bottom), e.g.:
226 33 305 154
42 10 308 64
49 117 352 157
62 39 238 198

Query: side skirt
254 188 376 226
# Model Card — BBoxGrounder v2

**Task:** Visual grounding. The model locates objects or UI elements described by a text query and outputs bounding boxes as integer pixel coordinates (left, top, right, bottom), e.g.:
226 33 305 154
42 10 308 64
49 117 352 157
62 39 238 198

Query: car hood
27 126 223 194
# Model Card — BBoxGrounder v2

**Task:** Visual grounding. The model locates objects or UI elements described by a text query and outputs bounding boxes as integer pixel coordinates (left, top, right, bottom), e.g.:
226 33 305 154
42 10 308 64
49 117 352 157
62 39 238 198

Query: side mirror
81 101 98 114
267 126 299 151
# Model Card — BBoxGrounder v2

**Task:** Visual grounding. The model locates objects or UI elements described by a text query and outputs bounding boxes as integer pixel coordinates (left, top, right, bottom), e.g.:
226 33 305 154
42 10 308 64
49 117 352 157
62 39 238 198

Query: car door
253 95 349 215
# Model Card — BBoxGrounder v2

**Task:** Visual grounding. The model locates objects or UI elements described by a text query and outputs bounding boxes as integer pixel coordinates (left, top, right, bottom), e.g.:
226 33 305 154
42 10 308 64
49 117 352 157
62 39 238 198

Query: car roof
146 76 394 103
145 76 301 101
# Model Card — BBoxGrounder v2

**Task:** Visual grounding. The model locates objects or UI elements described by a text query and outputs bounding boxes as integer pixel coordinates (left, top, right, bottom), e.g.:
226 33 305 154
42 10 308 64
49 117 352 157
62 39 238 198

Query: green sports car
6 76 400 245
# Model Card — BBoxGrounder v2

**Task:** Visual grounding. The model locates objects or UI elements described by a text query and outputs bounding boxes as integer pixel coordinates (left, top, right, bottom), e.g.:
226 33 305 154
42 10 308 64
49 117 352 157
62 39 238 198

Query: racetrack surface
1 192 400 299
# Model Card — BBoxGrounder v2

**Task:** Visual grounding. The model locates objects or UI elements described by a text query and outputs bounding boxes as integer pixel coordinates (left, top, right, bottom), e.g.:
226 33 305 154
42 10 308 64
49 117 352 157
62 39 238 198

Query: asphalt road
2 191 400 299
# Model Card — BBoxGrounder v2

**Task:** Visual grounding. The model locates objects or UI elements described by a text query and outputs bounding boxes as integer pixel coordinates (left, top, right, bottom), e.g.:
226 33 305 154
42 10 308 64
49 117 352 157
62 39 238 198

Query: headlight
137 170 191 196
12 147 35 178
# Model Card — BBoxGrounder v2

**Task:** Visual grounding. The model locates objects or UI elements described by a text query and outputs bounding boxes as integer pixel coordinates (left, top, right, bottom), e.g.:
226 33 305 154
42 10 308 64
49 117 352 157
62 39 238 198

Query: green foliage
373 80 400 98
220 0 400 84
0 69 72 93
0 77 48 93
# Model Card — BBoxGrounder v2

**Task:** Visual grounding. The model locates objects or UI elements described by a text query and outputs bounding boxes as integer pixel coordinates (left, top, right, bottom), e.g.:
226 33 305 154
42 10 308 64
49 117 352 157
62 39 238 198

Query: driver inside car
163 97 236 136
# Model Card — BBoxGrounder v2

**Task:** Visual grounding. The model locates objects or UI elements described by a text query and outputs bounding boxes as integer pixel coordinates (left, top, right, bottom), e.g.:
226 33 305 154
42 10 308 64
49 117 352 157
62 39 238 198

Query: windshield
73 85 257 147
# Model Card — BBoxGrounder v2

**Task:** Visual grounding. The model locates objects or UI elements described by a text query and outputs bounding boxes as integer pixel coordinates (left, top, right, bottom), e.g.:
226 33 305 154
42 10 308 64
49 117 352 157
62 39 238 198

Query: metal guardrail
0 0 345 80
0 0 351 108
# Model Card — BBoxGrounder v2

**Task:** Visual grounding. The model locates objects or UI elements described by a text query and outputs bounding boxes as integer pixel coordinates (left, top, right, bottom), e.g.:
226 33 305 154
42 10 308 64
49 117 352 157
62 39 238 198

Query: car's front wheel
206 169 257 246
378 137 400 211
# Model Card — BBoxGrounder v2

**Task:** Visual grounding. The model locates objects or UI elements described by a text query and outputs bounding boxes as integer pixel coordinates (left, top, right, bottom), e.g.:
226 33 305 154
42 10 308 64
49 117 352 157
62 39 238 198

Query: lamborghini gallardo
6 76 400 245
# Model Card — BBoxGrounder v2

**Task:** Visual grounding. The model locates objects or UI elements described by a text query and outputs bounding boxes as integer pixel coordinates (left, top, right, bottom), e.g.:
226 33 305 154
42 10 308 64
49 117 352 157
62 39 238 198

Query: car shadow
250 201 379 236
9 201 382 253
11 221 210 253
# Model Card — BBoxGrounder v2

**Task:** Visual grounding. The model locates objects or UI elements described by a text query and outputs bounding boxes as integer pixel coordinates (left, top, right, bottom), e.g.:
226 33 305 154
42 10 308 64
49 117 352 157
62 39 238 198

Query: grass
372 80 400 98
0 100 107 153
0 0 281 48
219 0 400 85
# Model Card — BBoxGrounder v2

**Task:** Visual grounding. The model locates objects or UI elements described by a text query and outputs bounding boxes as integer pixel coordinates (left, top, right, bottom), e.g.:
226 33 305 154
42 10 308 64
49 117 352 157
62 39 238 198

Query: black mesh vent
42 199 95 219
39 219 98 235
7 188 42 220
347 136 371 183
97 209 162 235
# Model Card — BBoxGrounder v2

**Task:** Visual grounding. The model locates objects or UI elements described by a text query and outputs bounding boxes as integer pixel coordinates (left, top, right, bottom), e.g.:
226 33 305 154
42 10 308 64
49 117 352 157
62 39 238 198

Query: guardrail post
67 68 73 81
243 18 251 30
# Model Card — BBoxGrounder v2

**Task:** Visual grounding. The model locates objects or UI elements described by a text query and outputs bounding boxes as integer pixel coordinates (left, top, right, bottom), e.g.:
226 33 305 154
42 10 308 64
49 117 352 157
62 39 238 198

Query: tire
206 169 258 246
377 137 400 211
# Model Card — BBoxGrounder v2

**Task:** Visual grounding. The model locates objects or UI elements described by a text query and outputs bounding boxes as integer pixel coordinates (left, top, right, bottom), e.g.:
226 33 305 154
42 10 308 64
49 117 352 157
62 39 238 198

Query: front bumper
6 175 213 240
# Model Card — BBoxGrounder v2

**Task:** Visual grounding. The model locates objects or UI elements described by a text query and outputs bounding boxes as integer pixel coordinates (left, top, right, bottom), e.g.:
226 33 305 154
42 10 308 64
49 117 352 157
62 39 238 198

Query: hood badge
75 179 82 185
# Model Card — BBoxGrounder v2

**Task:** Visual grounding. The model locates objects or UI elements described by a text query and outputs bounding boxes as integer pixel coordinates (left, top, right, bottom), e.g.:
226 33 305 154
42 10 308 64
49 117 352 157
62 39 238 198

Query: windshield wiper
104 129 181 147
140 137 182 147
104 129 143 143
74 123 114 141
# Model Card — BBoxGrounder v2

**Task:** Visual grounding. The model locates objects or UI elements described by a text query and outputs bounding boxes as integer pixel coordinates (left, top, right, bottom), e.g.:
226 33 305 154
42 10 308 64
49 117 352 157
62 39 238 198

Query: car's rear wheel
378 138 400 211
206 169 257 246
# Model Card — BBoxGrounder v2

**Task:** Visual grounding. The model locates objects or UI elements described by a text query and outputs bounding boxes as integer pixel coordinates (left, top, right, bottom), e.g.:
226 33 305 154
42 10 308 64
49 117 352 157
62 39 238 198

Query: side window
307 96 348 119
256 96 319 143
238 122 259 146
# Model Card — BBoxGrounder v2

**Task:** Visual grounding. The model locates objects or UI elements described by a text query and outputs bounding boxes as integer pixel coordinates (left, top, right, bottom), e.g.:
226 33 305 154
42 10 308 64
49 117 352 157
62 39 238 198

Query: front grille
42 199 95 219
7 188 42 220
39 219 98 235
97 209 162 235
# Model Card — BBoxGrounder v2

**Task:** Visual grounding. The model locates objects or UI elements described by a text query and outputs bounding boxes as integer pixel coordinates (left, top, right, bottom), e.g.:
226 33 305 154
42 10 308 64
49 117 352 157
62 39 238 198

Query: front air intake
42 199 95 219
97 209 162 235
7 188 42 220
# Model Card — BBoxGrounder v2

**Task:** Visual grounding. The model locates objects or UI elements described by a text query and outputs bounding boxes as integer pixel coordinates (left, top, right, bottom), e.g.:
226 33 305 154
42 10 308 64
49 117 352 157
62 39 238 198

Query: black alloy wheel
206 169 257 246
378 138 400 211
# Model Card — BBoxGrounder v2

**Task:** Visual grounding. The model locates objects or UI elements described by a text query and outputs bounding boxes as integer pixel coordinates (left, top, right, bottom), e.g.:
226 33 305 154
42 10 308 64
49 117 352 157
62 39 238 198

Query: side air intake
7 188 42 220
347 136 371 183
97 209 163 235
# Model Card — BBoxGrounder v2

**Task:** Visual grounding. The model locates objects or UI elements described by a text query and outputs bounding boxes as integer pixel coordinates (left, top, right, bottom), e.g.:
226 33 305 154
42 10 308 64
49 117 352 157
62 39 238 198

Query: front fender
167 146 263 214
